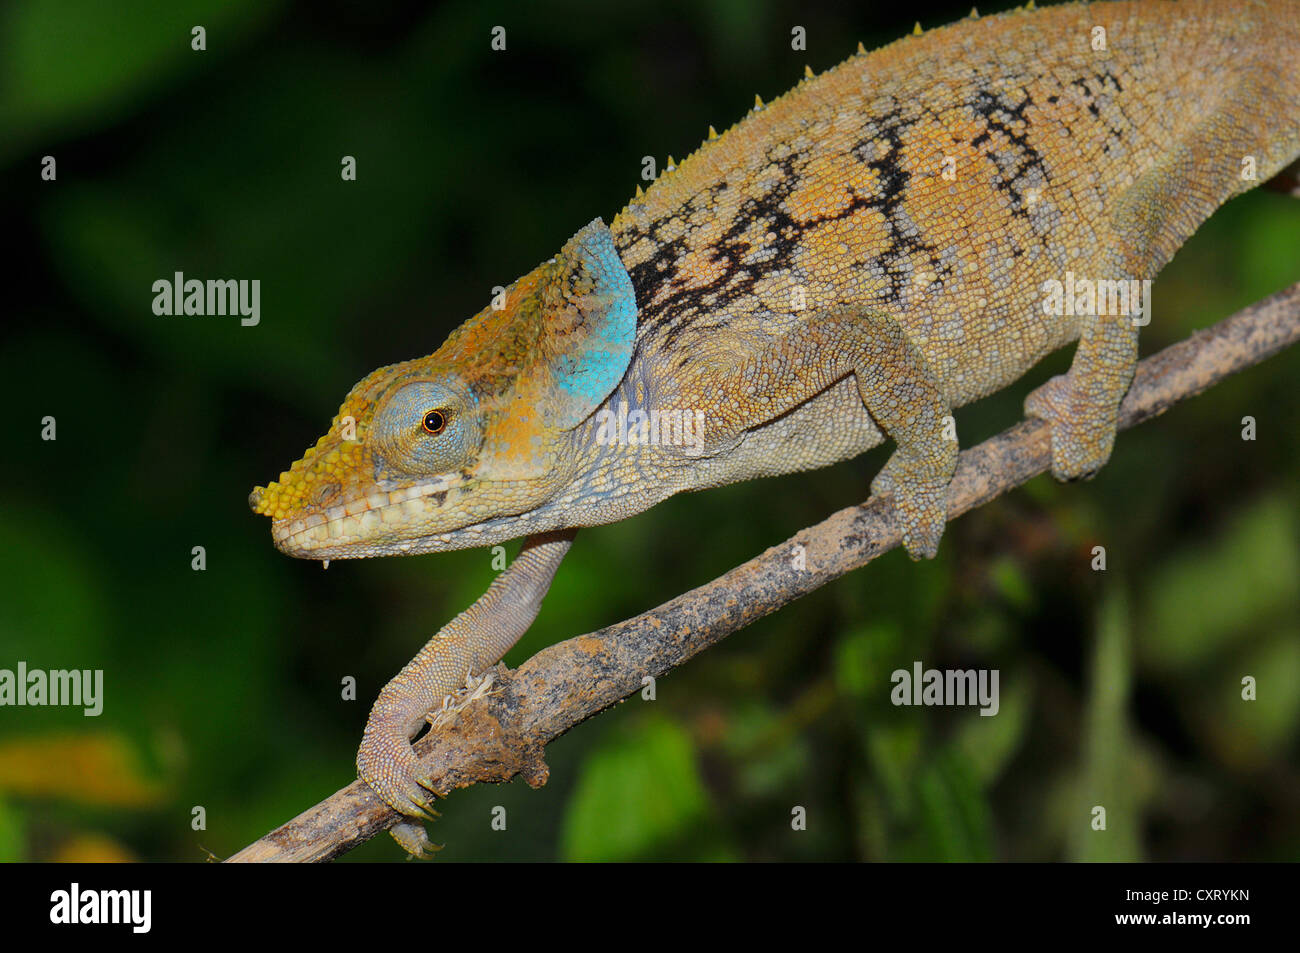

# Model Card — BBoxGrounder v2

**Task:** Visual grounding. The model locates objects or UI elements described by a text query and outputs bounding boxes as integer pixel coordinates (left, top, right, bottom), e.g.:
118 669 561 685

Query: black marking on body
1065 68 1130 155
847 108 947 305
620 147 813 346
619 103 949 348
969 88 1049 220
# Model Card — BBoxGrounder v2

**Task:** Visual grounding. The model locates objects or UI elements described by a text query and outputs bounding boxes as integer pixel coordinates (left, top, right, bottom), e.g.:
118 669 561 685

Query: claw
399 794 437 820
390 819 442 858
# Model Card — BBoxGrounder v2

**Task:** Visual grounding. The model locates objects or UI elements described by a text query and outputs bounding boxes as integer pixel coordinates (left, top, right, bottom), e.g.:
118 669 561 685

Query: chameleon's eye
371 378 481 476
422 409 448 435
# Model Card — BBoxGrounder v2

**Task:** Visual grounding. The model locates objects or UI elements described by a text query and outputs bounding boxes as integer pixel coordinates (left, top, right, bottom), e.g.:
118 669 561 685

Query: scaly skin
250 0 1300 852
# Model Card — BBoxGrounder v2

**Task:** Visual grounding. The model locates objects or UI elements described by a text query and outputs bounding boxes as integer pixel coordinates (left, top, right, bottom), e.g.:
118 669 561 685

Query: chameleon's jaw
260 475 468 559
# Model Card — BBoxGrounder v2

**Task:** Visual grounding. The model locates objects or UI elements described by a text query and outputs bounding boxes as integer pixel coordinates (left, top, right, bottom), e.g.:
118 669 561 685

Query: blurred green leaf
724 701 812 798
989 557 1034 611
866 722 922 819
1141 495 1299 673
1199 627 1300 767
0 507 109 664
0 0 280 154
913 751 994 862
834 622 901 701
953 680 1030 786
560 716 726 861
0 800 23 862
1072 588 1141 862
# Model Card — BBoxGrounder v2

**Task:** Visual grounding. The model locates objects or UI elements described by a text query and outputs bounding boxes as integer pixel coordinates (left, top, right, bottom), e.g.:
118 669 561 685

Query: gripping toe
357 730 440 825
872 452 950 560
1024 374 1116 481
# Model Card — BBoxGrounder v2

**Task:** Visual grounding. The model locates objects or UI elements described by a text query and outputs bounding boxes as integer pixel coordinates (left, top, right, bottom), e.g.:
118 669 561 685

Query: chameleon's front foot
357 703 439 819
356 665 457 858
1024 374 1117 481
357 683 449 857
871 445 956 560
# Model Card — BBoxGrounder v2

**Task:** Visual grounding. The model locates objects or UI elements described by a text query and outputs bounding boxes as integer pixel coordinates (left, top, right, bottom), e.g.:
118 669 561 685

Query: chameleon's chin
269 515 425 560
269 515 356 559
268 503 416 559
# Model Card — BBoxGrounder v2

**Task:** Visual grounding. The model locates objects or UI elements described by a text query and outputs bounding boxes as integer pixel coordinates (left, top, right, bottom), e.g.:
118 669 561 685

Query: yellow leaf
0 734 164 807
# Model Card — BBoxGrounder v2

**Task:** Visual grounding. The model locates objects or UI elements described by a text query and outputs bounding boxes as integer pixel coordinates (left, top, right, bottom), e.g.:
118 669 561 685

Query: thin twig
227 282 1300 862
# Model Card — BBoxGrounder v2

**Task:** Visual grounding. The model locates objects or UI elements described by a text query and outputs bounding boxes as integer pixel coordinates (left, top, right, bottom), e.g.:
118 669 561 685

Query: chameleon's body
250 0 1300 843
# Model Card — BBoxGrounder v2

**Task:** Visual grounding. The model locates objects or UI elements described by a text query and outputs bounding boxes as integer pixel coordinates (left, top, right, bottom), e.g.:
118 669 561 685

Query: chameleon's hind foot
871 450 951 560
389 819 441 859
1024 374 1117 481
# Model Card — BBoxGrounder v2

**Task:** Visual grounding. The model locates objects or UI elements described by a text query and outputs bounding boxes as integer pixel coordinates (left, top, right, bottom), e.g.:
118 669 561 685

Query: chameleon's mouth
264 477 462 558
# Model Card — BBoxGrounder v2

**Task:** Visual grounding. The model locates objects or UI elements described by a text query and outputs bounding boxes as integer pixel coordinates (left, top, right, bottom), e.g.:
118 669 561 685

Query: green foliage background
1 0 1297 862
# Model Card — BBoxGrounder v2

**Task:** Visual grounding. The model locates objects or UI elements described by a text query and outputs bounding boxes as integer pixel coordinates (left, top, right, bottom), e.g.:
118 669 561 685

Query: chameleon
249 0 1300 849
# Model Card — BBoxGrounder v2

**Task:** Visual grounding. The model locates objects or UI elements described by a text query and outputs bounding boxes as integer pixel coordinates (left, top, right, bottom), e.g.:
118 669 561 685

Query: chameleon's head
249 218 637 558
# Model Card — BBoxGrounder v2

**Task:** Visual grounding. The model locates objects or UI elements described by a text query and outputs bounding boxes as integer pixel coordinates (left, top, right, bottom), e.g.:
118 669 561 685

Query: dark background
1 0 1297 862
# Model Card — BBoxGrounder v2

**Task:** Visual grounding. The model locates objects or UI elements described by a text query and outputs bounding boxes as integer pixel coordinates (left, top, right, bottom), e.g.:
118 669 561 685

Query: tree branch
227 282 1300 862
